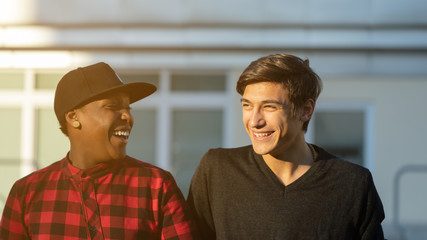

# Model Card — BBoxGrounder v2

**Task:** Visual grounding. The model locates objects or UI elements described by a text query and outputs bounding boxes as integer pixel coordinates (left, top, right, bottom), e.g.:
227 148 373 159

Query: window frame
307 101 375 173
0 67 236 175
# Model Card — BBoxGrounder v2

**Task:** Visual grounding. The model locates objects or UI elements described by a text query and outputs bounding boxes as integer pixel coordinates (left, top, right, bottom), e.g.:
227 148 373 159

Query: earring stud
72 120 81 128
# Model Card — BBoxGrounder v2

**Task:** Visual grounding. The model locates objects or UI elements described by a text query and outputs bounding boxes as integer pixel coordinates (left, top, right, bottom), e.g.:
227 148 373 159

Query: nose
248 109 266 128
120 108 134 124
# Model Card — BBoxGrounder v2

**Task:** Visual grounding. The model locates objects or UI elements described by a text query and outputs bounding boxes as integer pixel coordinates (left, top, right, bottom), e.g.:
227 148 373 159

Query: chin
251 145 272 156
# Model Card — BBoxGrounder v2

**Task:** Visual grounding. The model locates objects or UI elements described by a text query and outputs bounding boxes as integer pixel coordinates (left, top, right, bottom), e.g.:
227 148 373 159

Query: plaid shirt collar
61 153 123 181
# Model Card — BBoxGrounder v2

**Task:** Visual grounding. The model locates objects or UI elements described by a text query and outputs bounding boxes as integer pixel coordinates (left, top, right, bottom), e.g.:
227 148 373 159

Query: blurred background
1 0 427 239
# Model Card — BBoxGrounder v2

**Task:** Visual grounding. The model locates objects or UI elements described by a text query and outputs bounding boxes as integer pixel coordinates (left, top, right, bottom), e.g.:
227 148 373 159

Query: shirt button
83 193 90 200
81 173 87 178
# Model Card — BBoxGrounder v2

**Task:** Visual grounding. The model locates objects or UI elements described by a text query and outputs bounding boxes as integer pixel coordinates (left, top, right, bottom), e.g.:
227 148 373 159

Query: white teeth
114 131 129 137
254 132 270 137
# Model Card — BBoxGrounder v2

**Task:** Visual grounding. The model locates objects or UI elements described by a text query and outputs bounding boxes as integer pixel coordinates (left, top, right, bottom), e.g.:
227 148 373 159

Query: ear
300 99 315 122
65 110 77 125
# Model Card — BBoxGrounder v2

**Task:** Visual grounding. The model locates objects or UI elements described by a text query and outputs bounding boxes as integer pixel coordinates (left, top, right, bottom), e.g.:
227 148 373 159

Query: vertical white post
364 104 375 174
20 69 36 177
223 70 234 148
156 69 171 171
305 112 315 144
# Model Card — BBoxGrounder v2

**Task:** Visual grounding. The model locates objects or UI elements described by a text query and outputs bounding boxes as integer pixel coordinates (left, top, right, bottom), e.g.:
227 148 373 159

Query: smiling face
241 82 306 158
69 92 133 167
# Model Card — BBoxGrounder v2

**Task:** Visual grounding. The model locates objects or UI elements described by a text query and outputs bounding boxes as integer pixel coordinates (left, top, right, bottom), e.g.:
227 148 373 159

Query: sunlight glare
12 51 72 68
0 0 37 23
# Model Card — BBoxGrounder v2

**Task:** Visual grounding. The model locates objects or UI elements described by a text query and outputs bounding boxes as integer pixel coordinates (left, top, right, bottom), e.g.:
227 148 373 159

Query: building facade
1 0 427 239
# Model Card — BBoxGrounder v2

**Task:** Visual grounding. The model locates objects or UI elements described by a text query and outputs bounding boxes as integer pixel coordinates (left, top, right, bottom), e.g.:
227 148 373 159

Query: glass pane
35 73 63 89
171 74 226 92
172 110 223 196
314 111 364 166
119 74 159 88
0 108 21 213
0 165 20 215
0 72 24 89
127 109 157 165
36 108 70 168
0 108 21 160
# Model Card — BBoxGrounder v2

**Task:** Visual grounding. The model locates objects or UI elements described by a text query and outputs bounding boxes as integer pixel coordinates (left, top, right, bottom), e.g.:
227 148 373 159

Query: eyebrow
240 98 285 106
102 97 131 106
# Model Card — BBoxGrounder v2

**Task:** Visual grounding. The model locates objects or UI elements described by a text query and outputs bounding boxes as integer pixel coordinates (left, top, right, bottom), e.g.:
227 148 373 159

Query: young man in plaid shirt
0 62 198 239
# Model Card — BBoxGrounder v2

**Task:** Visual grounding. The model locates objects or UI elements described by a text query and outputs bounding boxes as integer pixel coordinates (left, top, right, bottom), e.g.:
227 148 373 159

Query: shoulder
202 145 253 161
10 159 64 196
313 144 373 182
15 160 64 185
191 145 255 183
310 145 382 208
199 145 253 167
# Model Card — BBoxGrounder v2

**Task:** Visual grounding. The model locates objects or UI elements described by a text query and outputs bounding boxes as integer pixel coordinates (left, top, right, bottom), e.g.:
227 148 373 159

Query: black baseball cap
54 62 156 122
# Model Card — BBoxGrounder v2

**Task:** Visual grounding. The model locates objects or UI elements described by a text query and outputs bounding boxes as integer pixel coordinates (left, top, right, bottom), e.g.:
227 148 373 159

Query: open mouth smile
254 132 271 137
253 131 274 139
113 130 130 140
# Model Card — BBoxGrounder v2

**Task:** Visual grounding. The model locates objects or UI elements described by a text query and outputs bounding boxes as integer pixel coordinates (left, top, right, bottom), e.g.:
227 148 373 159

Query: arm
160 172 199 240
0 182 28 240
359 172 385 240
186 152 216 240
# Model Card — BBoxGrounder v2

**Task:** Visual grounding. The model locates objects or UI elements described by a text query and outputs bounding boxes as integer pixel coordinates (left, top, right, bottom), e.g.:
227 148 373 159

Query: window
35 73 62 89
0 72 25 89
36 108 69 168
126 109 157 165
0 108 21 161
171 73 226 92
313 111 365 166
0 108 21 211
308 102 374 170
172 109 223 195
123 70 230 195
0 68 233 211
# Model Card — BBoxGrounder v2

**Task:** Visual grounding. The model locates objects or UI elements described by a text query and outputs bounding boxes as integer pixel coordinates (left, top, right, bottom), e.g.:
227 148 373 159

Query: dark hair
236 53 322 131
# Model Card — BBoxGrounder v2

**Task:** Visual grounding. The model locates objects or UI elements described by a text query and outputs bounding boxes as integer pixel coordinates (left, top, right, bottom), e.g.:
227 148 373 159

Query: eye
241 103 253 110
264 104 278 111
105 104 119 110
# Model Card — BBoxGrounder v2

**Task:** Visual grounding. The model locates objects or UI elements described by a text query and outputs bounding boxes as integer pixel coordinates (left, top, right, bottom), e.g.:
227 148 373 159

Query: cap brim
116 82 157 104
76 82 157 109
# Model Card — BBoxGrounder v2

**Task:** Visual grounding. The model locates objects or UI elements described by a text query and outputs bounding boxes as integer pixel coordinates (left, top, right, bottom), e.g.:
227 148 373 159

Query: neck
262 141 315 186
68 150 99 170
67 142 115 170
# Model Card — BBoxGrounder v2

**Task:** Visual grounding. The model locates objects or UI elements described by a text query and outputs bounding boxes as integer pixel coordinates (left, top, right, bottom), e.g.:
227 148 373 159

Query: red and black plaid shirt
0 156 197 239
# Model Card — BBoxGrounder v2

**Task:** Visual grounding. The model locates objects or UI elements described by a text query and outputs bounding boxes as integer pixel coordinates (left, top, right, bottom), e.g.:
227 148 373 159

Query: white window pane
127 109 157 165
36 108 70 168
0 108 21 213
0 72 24 89
0 165 20 214
120 74 159 88
35 73 62 90
314 111 364 166
0 108 21 160
171 74 226 92
172 110 223 196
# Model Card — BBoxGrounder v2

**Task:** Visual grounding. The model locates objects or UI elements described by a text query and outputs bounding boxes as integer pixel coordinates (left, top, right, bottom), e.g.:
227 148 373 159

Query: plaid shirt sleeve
159 172 199 240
